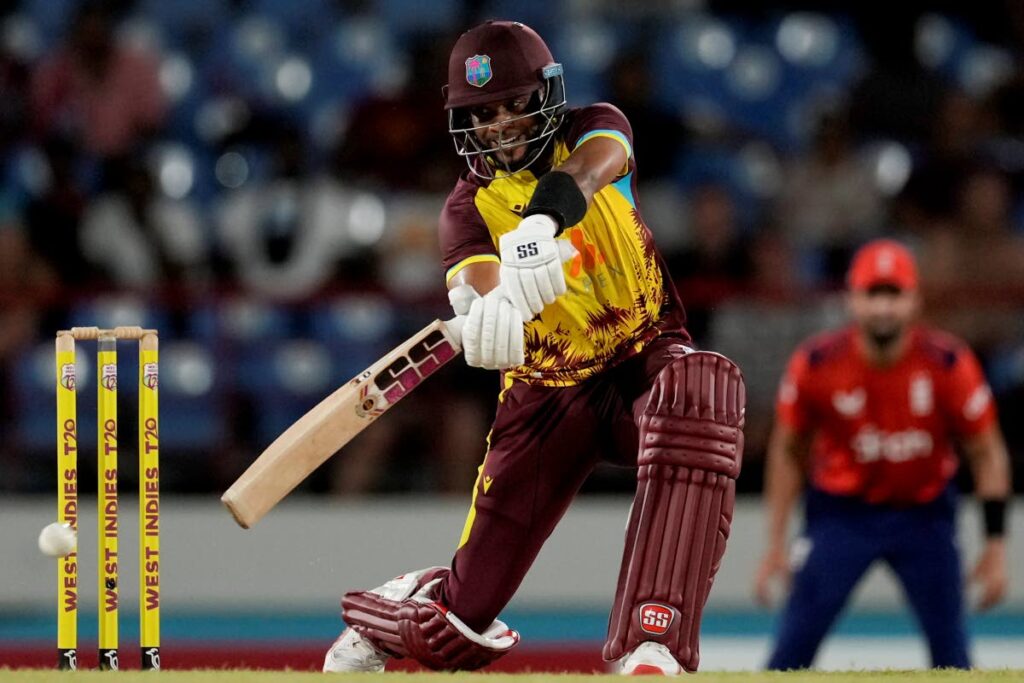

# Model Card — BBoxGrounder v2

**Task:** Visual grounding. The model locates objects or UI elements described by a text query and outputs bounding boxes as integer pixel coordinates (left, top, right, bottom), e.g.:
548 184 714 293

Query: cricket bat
221 317 465 528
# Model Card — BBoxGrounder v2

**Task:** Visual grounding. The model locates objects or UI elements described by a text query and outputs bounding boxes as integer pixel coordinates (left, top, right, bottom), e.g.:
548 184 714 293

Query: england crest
465 54 492 87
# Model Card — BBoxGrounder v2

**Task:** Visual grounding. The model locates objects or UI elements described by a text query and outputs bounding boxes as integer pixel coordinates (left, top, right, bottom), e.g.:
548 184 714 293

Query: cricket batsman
755 239 1011 669
324 20 746 675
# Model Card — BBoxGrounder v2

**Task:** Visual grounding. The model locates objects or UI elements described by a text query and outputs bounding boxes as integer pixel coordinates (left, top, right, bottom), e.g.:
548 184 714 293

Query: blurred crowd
1 0 1023 495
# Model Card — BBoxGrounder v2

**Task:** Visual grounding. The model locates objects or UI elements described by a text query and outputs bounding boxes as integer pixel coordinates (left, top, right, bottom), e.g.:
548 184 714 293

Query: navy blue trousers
767 487 970 670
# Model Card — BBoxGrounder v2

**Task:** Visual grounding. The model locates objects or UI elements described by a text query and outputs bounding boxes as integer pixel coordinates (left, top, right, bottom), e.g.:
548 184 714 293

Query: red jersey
776 325 997 504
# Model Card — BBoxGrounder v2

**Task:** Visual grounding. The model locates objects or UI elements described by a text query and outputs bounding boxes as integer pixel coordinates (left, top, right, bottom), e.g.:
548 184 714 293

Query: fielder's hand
971 538 1008 611
499 214 576 319
459 286 525 370
753 545 791 607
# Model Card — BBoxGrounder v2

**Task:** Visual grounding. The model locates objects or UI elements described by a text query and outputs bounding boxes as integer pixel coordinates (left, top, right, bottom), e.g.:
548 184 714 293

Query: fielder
324 21 746 675
755 239 1011 669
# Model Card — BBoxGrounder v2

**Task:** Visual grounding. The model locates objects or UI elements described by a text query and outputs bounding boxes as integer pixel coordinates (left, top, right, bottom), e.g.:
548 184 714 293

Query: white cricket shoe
620 642 683 676
323 627 387 673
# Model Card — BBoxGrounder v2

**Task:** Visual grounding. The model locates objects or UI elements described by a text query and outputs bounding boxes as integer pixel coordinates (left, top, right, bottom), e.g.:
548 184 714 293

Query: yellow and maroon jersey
776 325 998 505
439 104 687 387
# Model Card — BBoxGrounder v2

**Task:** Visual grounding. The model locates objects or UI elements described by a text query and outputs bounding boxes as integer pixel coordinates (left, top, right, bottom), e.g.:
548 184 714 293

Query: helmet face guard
446 64 566 180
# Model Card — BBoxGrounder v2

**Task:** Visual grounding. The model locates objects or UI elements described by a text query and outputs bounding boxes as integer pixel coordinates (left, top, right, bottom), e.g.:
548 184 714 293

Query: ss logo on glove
499 214 576 319
515 242 540 260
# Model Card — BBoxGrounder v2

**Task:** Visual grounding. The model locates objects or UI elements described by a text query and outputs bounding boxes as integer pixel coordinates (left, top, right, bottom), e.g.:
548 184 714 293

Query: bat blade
221 318 463 528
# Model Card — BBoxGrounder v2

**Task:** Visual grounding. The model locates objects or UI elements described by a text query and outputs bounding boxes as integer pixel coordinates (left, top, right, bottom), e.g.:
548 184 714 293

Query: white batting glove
499 214 575 319
448 284 479 316
460 287 525 370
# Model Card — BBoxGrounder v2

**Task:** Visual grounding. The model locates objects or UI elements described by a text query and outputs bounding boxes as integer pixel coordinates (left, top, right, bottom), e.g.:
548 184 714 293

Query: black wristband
524 171 587 236
983 499 1007 538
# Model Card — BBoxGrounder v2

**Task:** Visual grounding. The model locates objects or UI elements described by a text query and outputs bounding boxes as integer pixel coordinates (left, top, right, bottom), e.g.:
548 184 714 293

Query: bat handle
443 316 466 350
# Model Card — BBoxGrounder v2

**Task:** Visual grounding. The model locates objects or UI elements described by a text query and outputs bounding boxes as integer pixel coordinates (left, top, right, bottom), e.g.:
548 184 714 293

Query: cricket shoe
619 642 683 676
323 627 388 673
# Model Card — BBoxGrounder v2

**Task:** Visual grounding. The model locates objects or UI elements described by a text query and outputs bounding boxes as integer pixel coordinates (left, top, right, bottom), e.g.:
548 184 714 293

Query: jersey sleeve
565 103 634 175
439 182 499 284
942 345 998 438
776 348 814 434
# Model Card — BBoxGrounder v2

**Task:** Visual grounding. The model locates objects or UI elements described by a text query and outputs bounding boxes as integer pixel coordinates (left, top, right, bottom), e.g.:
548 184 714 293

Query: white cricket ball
38 522 77 557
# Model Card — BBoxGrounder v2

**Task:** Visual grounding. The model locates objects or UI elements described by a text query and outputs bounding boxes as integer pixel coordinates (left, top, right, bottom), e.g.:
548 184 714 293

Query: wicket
55 326 161 671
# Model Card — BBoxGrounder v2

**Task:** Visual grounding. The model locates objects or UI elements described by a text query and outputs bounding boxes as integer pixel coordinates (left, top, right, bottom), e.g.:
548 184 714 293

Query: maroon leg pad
342 591 412 658
341 567 450 658
398 602 517 671
604 351 745 672
342 568 518 670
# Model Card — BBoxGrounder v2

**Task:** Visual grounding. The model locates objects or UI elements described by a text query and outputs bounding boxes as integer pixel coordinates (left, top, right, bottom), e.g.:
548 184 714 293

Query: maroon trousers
437 336 691 632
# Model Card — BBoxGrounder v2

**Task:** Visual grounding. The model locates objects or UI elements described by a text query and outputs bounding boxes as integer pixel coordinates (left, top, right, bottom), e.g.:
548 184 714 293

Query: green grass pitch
3 670 1024 682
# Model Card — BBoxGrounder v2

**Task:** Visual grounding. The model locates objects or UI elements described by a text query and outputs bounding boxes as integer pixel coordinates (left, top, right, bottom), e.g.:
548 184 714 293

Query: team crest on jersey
909 373 933 416
60 363 76 391
465 55 492 87
832 388 865 418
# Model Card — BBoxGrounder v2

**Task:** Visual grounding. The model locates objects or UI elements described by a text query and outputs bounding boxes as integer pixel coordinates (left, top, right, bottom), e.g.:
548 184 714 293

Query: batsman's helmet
444 21 566 178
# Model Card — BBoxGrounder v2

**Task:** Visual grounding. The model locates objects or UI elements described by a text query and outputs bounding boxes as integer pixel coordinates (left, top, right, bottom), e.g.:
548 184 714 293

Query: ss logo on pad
638 603 674 635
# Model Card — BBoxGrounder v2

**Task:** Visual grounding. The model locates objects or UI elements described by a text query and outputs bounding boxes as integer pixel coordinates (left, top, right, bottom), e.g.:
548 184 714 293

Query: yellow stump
97 337 119 671
55 334 78 671
139 333 161 670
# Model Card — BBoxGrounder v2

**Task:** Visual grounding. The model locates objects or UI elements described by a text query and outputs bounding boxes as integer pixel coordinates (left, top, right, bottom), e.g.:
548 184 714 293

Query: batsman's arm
552 135 628 206
448 260 499 296
962 424 1011 610
754 421 811 606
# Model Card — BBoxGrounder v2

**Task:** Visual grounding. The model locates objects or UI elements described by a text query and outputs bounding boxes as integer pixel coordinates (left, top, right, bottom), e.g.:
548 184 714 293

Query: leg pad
342 568 519 670
604 352 745 672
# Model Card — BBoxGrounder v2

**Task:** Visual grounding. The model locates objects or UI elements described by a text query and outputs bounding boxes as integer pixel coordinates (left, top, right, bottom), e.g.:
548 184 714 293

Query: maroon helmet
443 21 566 178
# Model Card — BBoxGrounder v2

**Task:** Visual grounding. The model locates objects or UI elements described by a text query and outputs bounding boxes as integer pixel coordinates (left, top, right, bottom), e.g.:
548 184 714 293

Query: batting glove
499 214 575 319
460 286 525 371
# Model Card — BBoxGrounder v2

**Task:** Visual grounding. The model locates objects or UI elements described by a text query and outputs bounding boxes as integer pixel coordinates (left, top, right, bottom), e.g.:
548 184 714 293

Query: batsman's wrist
523 170 587 236
516 214 558 239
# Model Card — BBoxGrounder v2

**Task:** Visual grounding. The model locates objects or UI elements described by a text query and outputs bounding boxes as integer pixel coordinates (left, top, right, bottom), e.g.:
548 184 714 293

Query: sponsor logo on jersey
964 384 992 421
910 373 933 416
61 363 76 391
851 425 933 464
482 475 494 493
638 603 674 635
832 388 865 418
465 55 492 87
566 226 607 277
